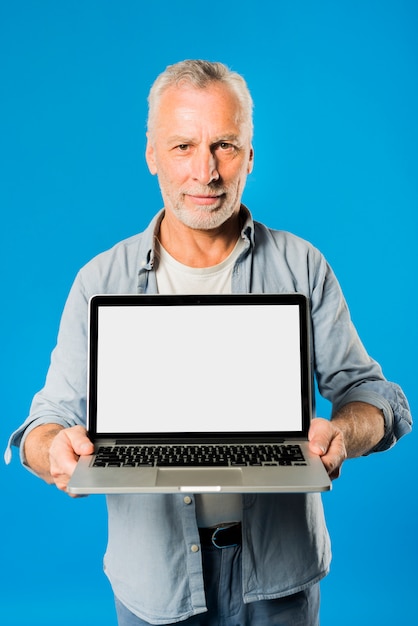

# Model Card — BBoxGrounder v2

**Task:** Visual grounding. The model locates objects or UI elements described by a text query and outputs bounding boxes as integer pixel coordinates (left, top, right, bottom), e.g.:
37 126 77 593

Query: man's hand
308 417 347 480
49 426 94 494
308 402 386 480
24 424 94 496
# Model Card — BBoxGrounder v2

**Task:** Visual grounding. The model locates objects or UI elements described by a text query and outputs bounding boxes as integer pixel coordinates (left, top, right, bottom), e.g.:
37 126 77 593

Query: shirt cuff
332 388 393 454
4 416 72 469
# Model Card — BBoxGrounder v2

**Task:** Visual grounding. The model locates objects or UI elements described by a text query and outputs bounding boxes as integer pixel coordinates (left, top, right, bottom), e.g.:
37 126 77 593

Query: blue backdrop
1 2 416 625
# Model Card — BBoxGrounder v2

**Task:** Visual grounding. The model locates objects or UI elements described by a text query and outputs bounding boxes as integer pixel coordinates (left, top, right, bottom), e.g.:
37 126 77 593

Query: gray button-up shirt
6 207 412 624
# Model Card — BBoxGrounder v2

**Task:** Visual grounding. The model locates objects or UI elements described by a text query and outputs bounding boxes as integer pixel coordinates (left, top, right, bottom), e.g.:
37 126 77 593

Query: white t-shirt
155 236 245 295
155 237 245 526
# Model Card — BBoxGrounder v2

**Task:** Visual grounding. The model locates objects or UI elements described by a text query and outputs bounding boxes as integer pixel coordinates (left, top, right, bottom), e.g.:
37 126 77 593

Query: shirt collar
140 204 255 271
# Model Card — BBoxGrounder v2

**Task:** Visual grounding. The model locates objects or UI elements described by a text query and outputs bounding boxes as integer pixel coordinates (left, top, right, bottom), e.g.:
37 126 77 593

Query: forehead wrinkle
165 134 197 145
166 133 242 145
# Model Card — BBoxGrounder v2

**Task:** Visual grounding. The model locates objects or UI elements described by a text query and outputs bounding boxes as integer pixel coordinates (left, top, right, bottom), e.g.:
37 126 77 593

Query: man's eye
177 144 189 151
217 142 238 153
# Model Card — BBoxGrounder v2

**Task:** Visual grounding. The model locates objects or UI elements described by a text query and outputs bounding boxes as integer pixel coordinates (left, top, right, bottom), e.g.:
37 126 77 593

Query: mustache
182 183 227 196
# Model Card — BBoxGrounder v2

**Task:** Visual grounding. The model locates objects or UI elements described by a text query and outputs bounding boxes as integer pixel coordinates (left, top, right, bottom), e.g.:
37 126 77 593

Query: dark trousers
115 542 320 626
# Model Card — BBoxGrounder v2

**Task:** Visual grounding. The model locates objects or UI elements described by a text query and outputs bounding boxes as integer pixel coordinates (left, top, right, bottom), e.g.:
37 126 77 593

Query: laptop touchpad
156 468 243 489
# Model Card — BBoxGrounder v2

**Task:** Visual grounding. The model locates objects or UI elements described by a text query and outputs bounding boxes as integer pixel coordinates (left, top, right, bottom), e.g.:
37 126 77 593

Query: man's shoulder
100 230 146 255
83 211 161 269
253 219 322 256
73 211 161 294
82 231 146 270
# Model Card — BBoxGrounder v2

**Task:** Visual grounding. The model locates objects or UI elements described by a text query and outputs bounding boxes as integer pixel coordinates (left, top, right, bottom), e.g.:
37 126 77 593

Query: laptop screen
89 294 312 439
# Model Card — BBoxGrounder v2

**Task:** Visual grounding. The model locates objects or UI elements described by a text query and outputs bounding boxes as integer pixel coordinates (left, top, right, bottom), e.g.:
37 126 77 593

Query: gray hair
147 59 253 139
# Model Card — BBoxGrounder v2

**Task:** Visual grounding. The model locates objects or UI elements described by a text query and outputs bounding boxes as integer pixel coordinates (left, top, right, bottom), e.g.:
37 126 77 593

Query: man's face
146 82 254 231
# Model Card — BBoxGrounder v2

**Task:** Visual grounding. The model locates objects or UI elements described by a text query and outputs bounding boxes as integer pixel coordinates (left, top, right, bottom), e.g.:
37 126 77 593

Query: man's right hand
49 426 94 494
24 424 94 496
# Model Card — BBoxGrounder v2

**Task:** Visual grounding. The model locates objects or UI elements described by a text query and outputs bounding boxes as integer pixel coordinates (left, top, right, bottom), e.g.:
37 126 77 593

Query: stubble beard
169 186 241 231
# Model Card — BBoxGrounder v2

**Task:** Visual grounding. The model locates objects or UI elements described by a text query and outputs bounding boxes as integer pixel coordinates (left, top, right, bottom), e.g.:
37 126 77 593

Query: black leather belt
198 522 242 549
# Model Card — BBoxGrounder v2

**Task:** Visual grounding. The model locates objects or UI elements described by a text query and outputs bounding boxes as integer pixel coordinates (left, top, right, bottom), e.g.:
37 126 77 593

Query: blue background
1 1 417 624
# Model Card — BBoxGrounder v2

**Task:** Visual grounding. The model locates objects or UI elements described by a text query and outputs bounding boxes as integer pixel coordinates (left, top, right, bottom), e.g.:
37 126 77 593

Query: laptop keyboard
92 443 307 468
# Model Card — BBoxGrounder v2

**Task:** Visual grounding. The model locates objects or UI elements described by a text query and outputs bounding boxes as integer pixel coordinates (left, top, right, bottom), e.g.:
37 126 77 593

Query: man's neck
158 210 242 268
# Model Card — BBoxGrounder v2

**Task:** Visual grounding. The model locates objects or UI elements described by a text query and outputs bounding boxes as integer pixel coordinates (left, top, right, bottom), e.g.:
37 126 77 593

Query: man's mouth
186 194 224 206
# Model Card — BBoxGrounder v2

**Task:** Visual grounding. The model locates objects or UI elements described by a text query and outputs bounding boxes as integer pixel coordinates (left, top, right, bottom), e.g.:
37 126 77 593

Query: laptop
68 293 331 494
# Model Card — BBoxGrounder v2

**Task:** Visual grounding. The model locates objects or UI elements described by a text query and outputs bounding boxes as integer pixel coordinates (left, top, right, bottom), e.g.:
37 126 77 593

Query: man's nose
191 148 220 185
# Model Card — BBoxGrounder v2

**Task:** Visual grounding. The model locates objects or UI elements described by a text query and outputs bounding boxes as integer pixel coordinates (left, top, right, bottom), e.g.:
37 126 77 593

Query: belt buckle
211 523 240 549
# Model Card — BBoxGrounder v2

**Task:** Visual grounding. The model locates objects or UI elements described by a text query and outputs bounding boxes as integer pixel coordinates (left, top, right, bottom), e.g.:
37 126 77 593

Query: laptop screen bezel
87 293 313 442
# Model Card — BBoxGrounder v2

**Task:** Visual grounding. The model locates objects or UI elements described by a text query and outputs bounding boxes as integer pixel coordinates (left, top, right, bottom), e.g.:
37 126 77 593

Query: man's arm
308 401 385 480
24 424 94 494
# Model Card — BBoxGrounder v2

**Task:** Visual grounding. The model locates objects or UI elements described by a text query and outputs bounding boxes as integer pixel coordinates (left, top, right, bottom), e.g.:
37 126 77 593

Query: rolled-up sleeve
310 258 412 453
5 271 90 466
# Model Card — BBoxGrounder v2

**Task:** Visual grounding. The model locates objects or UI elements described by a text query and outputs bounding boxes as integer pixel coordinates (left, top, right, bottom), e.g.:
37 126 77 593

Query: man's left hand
308 417 347 480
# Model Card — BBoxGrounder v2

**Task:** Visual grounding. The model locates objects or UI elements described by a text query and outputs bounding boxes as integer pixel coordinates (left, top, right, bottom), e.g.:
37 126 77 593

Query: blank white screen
95 304 303 433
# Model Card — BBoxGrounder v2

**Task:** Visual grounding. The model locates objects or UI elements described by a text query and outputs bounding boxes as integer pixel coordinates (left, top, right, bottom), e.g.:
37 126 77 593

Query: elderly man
7 60 411 626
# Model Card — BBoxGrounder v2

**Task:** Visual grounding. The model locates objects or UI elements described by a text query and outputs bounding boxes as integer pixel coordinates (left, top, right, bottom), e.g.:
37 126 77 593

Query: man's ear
145 133 158 175
247 146 254 174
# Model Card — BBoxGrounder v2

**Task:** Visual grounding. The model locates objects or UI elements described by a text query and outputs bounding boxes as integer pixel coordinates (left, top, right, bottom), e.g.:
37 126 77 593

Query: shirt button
183 496 192 505
191 544 199 553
